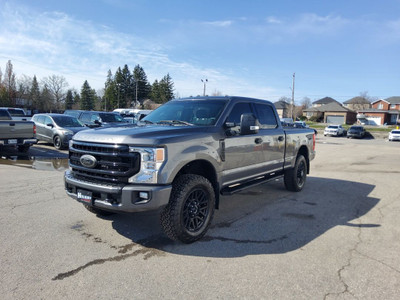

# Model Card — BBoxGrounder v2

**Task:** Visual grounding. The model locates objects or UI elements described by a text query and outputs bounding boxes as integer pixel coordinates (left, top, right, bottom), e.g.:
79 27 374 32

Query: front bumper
64 170 172 212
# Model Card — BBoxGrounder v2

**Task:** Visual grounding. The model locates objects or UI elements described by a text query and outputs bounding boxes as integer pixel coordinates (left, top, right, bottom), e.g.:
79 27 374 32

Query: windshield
52 116 84 127
328 125 339 129
350 126 362 130
142 99 228 126
99 113 125 123
392 130 400 134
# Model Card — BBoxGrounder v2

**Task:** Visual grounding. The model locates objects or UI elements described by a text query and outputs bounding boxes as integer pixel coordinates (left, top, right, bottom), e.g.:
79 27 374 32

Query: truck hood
72 124 214 145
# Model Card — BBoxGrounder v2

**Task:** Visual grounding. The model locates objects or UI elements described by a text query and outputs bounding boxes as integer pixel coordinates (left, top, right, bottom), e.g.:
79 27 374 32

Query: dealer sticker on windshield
77 189 92 204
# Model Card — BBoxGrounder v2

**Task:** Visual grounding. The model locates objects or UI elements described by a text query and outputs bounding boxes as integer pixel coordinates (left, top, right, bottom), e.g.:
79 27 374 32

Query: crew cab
0 108 37 152
64 96 316 243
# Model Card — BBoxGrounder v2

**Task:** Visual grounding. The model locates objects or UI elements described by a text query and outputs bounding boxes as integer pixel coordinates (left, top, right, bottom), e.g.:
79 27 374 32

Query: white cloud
202 20 233 27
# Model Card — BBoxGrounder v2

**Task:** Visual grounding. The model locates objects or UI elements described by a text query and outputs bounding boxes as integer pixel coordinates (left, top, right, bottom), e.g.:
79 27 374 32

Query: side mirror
46 123 54 128
94 119 101 125
240 113 259 135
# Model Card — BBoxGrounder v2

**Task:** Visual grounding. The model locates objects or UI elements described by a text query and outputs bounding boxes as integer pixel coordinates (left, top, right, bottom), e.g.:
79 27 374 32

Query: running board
220 171 284 195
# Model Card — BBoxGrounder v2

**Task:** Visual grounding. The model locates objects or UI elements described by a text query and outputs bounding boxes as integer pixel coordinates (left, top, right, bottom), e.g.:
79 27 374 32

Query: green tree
65 89 74 110
2 60 17 106
133 64 150 105
80 80 95 110
41 84 53 112
104 69 117 110
115 65 134 108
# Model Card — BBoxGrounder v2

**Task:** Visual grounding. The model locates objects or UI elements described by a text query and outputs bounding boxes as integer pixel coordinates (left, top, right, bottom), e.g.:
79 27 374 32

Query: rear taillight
313 133 315 151
33 124 36 134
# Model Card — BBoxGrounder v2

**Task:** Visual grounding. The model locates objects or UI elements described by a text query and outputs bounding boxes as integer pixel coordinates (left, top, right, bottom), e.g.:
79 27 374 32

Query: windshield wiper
157 120 194 126
140 120 154 124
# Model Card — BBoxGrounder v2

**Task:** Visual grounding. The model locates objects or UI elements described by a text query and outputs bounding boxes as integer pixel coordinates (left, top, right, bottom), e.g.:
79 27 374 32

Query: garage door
326 115 345 124
366 117 381 125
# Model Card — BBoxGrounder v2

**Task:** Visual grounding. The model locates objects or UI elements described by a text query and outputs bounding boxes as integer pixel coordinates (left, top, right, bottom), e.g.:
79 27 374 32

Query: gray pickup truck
0 108 37 152
64 96 316 243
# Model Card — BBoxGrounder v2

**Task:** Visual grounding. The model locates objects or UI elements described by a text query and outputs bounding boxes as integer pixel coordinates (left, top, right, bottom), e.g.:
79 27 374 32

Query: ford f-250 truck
0 108 37 152
64 96 316 243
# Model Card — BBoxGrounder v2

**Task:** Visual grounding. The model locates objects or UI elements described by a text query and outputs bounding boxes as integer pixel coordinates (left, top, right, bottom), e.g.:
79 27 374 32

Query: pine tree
133 64 150 105
30 76 41 112
80 80 95 110
65 90 74 110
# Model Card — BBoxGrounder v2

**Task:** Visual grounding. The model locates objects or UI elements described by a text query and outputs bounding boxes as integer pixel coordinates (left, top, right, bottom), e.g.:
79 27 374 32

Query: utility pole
291 73 295 120
201 79 208 96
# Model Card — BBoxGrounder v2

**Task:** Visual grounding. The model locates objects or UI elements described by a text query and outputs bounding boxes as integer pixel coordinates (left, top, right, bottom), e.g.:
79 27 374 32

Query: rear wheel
160 174 215 243
284 155 307 192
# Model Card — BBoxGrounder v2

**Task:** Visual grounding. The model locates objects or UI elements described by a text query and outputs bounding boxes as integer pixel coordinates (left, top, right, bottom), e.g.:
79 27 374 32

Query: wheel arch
297 145 310 174
174 159 220 209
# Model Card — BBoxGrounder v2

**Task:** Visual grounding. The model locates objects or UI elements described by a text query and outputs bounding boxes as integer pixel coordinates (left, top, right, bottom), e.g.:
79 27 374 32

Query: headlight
61 130 73 136
128 147 165 184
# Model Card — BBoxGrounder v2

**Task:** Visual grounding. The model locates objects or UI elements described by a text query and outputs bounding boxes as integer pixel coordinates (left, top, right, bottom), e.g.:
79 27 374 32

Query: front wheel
284 155 307 192
53 135 64 150
160 174 215 243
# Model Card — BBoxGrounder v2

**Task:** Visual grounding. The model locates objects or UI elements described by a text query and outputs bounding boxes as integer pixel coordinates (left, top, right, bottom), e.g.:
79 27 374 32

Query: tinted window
44 116 53 125
52 116 84 127
254 103 278 128
144 99 227 126
99 113 124 123
226 103 253 125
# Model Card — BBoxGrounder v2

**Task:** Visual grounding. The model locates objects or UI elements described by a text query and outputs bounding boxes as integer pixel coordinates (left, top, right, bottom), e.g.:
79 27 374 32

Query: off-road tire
160 174 215 243
284 154 307 192
84 205 114 216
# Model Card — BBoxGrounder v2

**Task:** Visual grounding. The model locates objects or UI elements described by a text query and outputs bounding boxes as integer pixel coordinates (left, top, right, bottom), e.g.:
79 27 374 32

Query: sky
1 0 400 103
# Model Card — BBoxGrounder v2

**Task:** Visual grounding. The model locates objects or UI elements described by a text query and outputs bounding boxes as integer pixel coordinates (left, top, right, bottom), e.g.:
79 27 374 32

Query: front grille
69 141 140 184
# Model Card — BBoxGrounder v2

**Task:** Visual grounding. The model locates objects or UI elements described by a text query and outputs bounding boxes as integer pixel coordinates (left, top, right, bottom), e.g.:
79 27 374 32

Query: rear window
392 130 400 134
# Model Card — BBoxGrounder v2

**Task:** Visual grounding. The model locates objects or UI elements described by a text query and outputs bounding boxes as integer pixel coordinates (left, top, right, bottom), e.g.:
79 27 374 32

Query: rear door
253 103 285 173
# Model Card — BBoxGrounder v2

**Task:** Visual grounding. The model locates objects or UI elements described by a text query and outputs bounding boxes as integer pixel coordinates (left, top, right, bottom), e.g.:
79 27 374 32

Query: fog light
139 192 149 200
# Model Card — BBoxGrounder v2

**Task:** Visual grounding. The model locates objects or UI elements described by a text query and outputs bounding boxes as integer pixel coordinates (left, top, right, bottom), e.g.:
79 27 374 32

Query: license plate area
8 139 17 144
77 189 92 204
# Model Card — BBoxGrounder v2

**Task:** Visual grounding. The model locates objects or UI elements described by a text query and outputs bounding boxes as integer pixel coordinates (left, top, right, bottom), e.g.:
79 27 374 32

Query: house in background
343 96 371 111
303 101 357 124
312 97 341 108
273 100 291 118
356 97 400 125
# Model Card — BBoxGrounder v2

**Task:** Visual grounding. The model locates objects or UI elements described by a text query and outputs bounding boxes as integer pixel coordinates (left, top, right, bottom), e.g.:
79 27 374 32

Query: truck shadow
110 177 379 258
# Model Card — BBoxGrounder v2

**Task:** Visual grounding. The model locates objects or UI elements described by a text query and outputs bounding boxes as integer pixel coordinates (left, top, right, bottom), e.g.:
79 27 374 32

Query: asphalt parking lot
0 136 399 299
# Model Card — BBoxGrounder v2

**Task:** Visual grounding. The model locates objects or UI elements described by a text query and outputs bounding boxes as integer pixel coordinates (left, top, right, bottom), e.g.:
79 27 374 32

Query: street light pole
201 79 208 96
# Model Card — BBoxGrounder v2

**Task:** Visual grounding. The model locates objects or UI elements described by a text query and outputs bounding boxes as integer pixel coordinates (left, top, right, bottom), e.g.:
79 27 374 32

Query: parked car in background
294 121 309 128
324 124 346 137
77 111 128 127
0 108 37 152
0 107 29 121
32 113 87 149
388 129 400 141
347 126 366 139
293 122 318 135
63 110 84 118
123 110 153 124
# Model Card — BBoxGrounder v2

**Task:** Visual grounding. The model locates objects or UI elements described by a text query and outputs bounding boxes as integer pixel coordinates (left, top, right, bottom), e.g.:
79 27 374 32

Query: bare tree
42 75 69 110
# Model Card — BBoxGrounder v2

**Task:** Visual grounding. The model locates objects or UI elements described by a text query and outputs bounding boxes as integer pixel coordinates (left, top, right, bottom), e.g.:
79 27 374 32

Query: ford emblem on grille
80 154 97 168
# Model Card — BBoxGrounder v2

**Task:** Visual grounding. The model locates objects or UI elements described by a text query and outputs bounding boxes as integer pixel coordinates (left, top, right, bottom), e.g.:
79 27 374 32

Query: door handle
278 136 284 142
255 138 263 144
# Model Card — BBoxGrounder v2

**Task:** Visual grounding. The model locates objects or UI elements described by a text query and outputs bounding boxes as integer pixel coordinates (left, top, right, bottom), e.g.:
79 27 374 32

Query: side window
226 103 253 125
254 103 278 129
44 116 53 125
90 114 100 122
36 115 45 124
80 112 91 123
